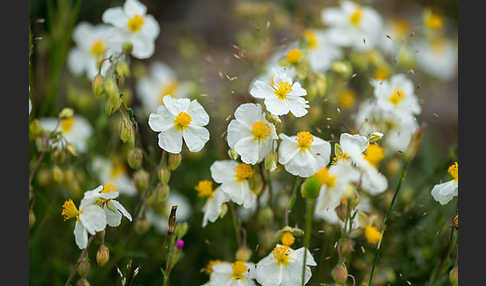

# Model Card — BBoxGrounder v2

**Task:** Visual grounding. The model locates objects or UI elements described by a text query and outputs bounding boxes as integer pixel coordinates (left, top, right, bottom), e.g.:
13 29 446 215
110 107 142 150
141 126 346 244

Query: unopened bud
331 61 353 78
76 278 90 286
453 215 458 229
339 239 354 257
122 42 133 54
134 218 150 235
158 168 171 185
127 148 143 169
343 185 359 209
301 176 321 200
77 257 90 277
103 77 119 99
106 91 121 116
92 75 104 97
258 207 274 225
66 143 77 157
59 108 74 119
37 168 51 186
148 183 170 206
115 60 130 80
449 265 458 286
29 209 36 228
52 166 64 184
174 222 188 238
264 152 277 172
336 203 347 222
63 169 75 185
119 118 135 147
220 203 228 218
121 89 132 105
235 247 252 261
168 153 182 170
96 245 110 267
133 170 149 192
368 132 384 144
29 119 44 139
228 149 239 160
331 263 348 284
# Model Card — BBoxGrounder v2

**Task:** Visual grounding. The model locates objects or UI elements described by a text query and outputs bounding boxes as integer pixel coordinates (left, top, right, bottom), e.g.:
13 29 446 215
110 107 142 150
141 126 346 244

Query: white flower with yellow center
250 68 309 117
278 131 331 178
92 157 137 196
195 180 230 227
210 160 257 209
61 198 106 249
227 103 278 165
303 29 343 72
379 18 412 55
209 261 256 286
431 162 458 205
136 62 191 112
315 195 371 229
146 192 192 233
68 22 114 79
321 1 383 51
372 74 420 116
39 116 93 153
82 183 132 227
413 36 457 80
149 96 210 154
102 0 160 59
255 244 316 286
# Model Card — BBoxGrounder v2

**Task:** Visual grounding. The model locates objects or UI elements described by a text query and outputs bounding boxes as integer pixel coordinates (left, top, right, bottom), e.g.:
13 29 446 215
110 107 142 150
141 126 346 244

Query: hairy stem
64 235 95 286
301 198 314 286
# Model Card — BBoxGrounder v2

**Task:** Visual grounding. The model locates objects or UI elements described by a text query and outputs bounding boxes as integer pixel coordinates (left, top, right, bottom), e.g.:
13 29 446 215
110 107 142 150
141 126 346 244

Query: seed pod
127 148 143 169
168 153 182 170
301 176 321 199
133 170 149 192
77 257 90 277
52 166 64 184
76 278 90 286
96 245 110 267
331 263 348 284
158 168 171 185
235 247 252 262
92 75 104 97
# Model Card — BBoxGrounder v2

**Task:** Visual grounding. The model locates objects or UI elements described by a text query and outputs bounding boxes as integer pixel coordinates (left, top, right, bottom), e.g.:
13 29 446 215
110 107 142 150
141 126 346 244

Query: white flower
195 180 230 227
102 0 160 59
148 96 210 154
250 68 309 117
210 160 257 209
136 62 191 112
321 1 383 51
302 29 343 72
68 22 114 79
315 195 371 229
227 103 278 164
62 198 106 249
255 244 316 286
146 192 192 233
413 36 457 80
379 18 412 55
278 131 331 178
29 98 32 115
209 261 256 286
431 162 458 205
82 184 132 227
92 157 137 196
39 116 93 153
372 74 420 115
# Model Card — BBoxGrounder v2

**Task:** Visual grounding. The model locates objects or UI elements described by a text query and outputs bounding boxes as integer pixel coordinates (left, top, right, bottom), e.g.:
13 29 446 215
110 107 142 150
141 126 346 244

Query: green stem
288 177 303 210
429 224 457 285
229 202 241 247
301 198 315 286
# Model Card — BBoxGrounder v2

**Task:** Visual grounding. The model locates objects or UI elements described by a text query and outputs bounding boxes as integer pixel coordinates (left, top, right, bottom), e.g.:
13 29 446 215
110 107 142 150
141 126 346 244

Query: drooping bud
174 222 188 238
331 61 353 78
52 166 64 184
331 263 348 284
127 148 143 169
134 218 150 235
133 170 149 192
158 168 171 185
29 209 36 228
168 153 182 170
449 265 458 286
336 203 347 222
66 143 77 157
339 238 354 257
102 77 119 99
59 108 74 119
235 247 252 262
219 203 228 218
119 117 135 147
76 278 90 286
115 60 130 81
105 91 121 116
29 119 44 139
92 75 104 97
96 244 110 267
301 176 321 200
77 257 90 277
257 207 274 226
36 168 51 186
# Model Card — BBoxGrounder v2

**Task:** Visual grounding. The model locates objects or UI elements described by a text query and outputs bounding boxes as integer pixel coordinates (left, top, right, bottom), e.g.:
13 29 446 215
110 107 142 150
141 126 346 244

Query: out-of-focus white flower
92 157 137 196
321 1 383 51
29 98 32 115
372 74 421 115
146 192 192 233
255 244 316 286
210 160 257 209
379 18 412 55
82 183 132 227
250 68 309 117
136 62 191 112
315 195 371 229
303 29 343 72
39 116 93 153
278 131 331 178
227 103 278 165
413 36 457 80
148 96 210 154
209 261 256 286
195 180 229 227
431 162 458 205
62 198 106 249
102 0 160 59
68 23 114 79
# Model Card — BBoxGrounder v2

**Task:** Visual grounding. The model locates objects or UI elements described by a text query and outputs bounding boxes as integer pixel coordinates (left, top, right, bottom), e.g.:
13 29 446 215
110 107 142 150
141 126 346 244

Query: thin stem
301 198 314 286
64 235 95 286
162 234 176 286
229 202 241 247
288 177 303 211
429 224 457 286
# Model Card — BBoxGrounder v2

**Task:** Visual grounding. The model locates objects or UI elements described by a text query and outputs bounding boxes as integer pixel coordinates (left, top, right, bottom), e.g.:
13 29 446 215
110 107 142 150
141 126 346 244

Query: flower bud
29 119 44 139
134 218 150 235
29 209 36 228
301 176 321 200
149 183 170 206
264 152 277 172
122 42 133 54
339 239 354 257
258 207 274 226
228 149 239 160
449 265 458 286
119 118 135 147
92 75 104 97
115 60 130 80
103 77 118 99
331 263 348 284
133 170 149 192
127 148 143 169
96 244 110 267
63 169 75 185
168 153 182 170
36 168 51 186
77 257 90 277
453 215 458 229
76 278 90 286
105 91 121 116
59 108 74 119
52 166 64 184
219 203 228 218
331 61 353 78
158 168 171 185
175 222 188 238
235 247 252 261
336 203 347 222
343 184 359 209
66 143 77 157
368 132 384 144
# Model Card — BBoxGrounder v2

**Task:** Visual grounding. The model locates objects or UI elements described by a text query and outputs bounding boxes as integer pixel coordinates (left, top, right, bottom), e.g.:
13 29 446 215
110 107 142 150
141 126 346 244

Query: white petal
148 106 174 132
287 97 309 117
264 98 290 116
131 35 155 59
79 205 107 234
157 127 183 154
250 80 274 99
187 100 209 126
102 7 128 28
235 136 260 165
278 134 299 165
431 180 458 205
182 125 210 152
234 103 263 125
74 221 88 249
140 15 160 39
124 0 147 17
227 120 252 149
340 133 369 157
67 48 87 76
163 96 191 116
104 205 122 227
111 200 132 221
210 160 238 184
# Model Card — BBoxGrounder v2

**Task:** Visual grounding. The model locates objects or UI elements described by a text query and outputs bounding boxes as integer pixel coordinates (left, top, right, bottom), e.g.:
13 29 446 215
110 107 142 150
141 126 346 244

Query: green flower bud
134 218 150 235
331 263 348 284
76 278 90 286
103 77 118 99
148 183 170 206
220 203 228 218
228 148 239 160
449 265 458 286
29 119 44 139
52 166 64 184
96 245 110 267
29 209 36 228
331 61 353 78
301 176 321 200
133 170 149 192
127 148 143 169
158 168 171 185
66 143 77 157
58 108 74 119
264 152 277 172
77 257 90 277
119 118 135 147
115 60 130 80
36 168 51 187
168 153 182 170
258 207 274 226
105 91 121 116
174 222 189 238
92 75 104 97
235 246 252 262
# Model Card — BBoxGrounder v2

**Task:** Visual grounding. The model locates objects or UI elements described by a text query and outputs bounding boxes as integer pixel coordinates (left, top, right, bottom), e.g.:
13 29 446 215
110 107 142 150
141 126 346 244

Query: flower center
127 14 145 32
234 163 254 182
195 180 215 199
388 88 405 107
101 182 118 194
159 81 178 105
110 161 126 178
338 90 356 109
364 144 384 167
272 245 291 266
364 225 381 244
252 121 271 141
90 40 105 56
205 260 222 275
373 67 390 80
274 81 292 100
392 19 411 38
174 112 192 130
316 167 336 188
60 117 75 133
286 49 302 64
281 231 295 247
349 7 363 26
448 162 458 182
296 131 314 152
304 30 318 49
231 261 247 280
332 152 349 165
425 11 443 30
61 199 80 221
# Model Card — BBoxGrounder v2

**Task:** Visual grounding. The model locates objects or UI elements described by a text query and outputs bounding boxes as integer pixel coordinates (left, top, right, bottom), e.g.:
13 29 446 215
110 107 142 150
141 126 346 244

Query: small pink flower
175 239 184 249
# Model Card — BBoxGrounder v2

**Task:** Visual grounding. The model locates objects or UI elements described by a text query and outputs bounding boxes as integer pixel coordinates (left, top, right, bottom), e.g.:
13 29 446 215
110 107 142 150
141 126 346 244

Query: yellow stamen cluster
424 10 443 30
392 19 411 38
274 81 292 100
304 30 318 49
286 49 302 64
174 112 192 130
110 161 126 178
101 182 118 194
338 90 356 109
281 231 295 247
61 117 75 133
364 144 384 167
296 131 314 152
349 8 363 26
234 163 254 182
61 199 80 221
205 260 222 275
315 167 336 188
127 14 145 32
231 261 247 280
448 162 458 182
364 225 381 244
252 121 271 142
272 245 291 266
195 180 215 199
373 67 390 81
90 40 106 56
389 88 405 106
332 152 349 164
159 81 178 105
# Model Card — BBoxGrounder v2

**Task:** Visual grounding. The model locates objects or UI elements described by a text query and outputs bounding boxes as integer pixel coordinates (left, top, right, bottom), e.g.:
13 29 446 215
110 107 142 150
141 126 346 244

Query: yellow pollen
127 14 145 32
281 231 295 247
392 19 411 38
60 117 75 133
315 167 336 188
341 196 348 205
231 261 247 280
296 131 314 152
364 144 384 167
110 161 126 178
332 152 349 165
61 199 80 221
389 88 405 107
448 162 458 182
349 8 363 26
365 225 381 244
205 260 222 275
174 112 192 130
252 121 271 142
159 81 178 105
90 40 105 56
373 67 390 80
234 163 254 182
274 81 292 100
195 180 215 199
338 90 356 109
101 182 118 194
286 49 302 64
304 30 318 49
424 11 443 30
272 245 291 266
